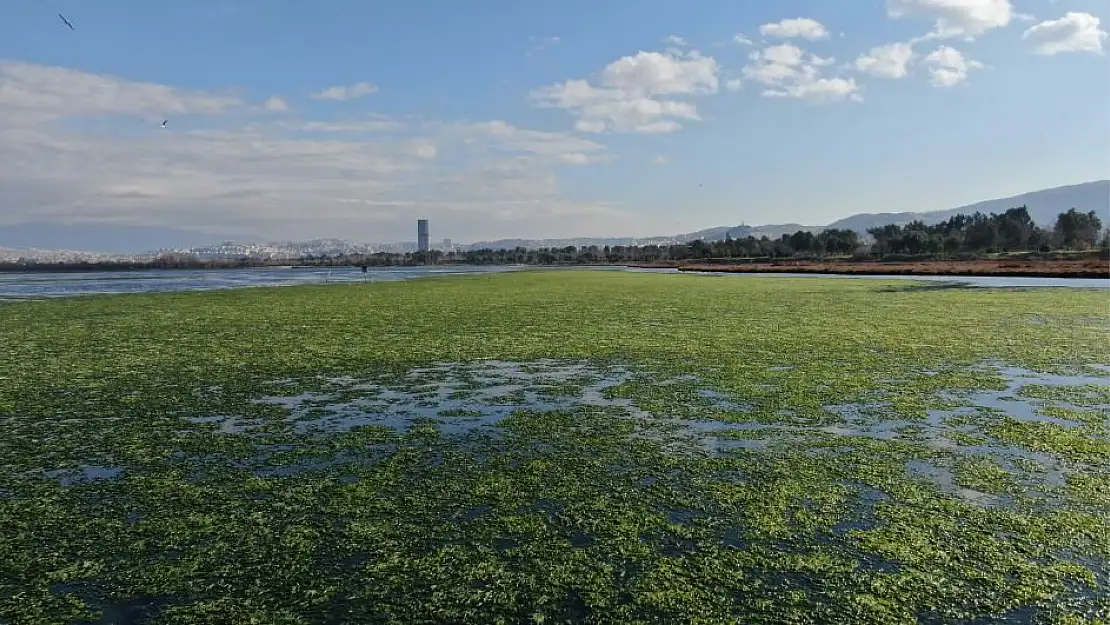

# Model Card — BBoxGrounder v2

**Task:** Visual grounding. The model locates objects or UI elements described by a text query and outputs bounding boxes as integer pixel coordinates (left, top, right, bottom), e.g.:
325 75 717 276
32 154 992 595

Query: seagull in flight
57 13 75 30
161 120 168 129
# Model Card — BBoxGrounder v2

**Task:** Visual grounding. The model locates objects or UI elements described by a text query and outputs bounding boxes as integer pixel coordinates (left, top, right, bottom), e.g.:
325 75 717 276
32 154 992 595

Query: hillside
464 181 1107 250
825 180 1108 233
680 223 819 242
4 181 1105 257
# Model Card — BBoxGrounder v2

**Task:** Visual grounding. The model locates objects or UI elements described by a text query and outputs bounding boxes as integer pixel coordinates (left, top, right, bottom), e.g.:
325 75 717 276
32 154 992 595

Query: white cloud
599 50 719 95
263 96 288 112
743 44 861 102
448 120 608 159
0 59 242 123
287 118 404 133
887 0 1013 38
761 43 806 66
0 60 624 242
574 119 607 134
759 18 830 41
557 152 611 165
921 45 984 86
733 34 754 46
725 78 743 92
530 49 719 133
311 81 379 101
1022 12 1107 55
854 42 916 78
761 73 861 101
663 35 688 46
652 155 669 165
405 139 438 159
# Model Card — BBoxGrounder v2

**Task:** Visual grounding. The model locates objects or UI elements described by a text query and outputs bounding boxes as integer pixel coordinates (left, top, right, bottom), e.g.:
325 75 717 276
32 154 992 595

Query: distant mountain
6 181 1105 257
464 182 1107 251
458 236 678 251
679 223 819 242
458 226 820 251
825 180 1109 234
0 222 253 254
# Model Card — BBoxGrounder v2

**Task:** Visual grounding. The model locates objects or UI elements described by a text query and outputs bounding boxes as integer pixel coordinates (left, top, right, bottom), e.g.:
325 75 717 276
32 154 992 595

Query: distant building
417 219 429 252
442 238 452 252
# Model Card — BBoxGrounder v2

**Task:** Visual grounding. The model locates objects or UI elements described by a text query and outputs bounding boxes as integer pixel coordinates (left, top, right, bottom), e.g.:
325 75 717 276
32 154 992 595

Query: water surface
0 264 1104 300
0 265 523 299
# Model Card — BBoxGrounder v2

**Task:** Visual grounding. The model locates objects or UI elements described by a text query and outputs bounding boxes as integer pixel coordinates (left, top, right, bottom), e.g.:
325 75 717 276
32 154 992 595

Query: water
42 464 123 486
666 269 1109 289
242 360 743 438
0 265 1104 300
0 265 524 299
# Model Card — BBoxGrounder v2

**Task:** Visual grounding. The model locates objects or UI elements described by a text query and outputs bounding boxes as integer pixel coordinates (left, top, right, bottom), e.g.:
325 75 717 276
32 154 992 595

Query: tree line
2 206 1105 272
866 207 1104 257
443 206 1105 265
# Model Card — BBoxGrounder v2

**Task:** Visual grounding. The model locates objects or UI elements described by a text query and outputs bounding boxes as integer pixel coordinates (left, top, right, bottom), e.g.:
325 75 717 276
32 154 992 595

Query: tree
997 206 1034 251
816 229 858 256
942 235 962 257
963 213 998 252
688 239 710 259
1054 208 1103 249
1028 227 1053 253
789 230 817 256
867 224 903 255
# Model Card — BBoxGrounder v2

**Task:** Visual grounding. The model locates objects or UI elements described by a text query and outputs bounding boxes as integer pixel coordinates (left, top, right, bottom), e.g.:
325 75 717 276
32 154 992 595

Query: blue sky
1 0 1107 244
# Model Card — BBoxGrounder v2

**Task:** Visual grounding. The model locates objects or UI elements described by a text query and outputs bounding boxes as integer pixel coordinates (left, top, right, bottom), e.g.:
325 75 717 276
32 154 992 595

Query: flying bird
57 13 75 30
161 120 168 128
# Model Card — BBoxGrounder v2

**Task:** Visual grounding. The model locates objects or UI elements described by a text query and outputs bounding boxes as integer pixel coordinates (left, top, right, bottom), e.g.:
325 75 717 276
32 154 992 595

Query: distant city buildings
417 219 429 253
441 238 452 253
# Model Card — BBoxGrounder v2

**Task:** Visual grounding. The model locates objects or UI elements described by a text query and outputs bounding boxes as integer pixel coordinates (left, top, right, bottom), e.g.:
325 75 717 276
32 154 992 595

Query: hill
679 223 819 242
825 180 1108 234
463 181 1107 250
4 181 1105 256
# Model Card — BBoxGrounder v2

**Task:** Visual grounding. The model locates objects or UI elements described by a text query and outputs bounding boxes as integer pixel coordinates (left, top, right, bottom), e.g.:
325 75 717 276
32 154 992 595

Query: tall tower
417 219 429 253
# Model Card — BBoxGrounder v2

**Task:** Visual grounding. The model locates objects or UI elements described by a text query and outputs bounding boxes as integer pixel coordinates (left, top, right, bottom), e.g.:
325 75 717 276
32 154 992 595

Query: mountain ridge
825 180 1108 234
2 180 1106 256
462 180 1108 250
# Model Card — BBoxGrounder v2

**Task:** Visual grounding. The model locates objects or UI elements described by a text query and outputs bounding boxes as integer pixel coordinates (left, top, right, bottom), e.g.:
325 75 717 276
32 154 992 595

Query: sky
1 0 1108 245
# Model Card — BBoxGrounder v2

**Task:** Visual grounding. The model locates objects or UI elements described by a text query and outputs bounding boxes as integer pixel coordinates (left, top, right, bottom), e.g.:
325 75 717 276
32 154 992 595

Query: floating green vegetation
987 419 1110 465
0 270 1108 624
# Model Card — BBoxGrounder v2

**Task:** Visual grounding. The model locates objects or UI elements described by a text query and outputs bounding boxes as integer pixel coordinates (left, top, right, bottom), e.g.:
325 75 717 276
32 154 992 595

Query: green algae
988 420 1110 465
0 270 1108 623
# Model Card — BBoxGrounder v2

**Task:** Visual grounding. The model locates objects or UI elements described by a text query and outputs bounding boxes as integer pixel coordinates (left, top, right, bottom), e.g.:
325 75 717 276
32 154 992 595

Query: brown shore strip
677 258 1110 279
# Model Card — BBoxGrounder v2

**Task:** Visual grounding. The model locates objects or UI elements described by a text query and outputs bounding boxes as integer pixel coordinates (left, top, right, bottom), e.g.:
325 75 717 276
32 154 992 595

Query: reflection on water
0 265 1105 300
0 265 525 299
244 360 743 438
669 269 1110 289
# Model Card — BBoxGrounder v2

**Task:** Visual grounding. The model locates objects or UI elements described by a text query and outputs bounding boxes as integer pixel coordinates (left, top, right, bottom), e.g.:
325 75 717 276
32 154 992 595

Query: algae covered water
0 270 1107 623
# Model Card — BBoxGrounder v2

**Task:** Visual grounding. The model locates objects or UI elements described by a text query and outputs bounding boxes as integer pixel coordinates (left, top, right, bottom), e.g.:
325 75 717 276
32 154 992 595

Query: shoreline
676 258 1110 279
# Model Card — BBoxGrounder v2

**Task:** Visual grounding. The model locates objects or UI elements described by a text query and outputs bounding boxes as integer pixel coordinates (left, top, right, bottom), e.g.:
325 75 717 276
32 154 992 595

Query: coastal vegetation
1 270 1107 623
